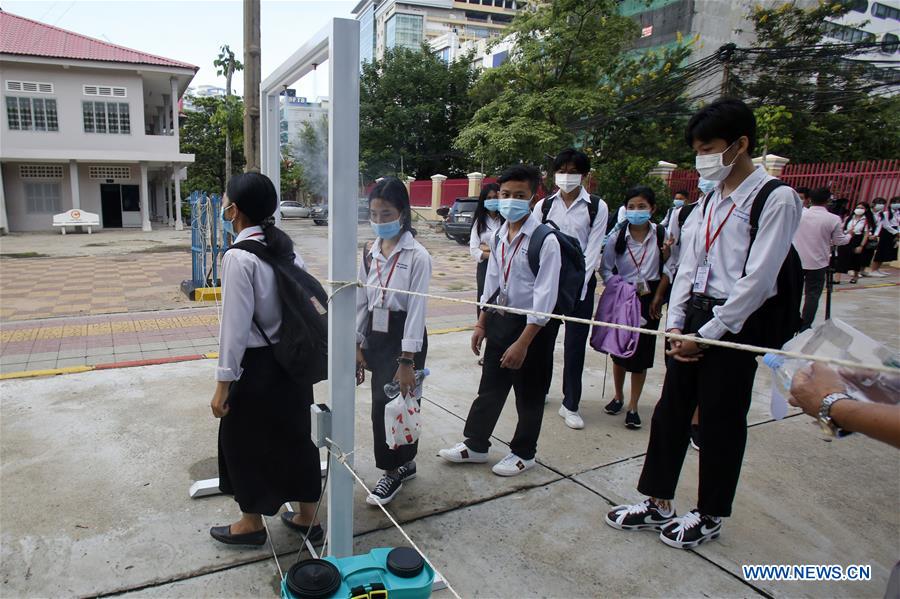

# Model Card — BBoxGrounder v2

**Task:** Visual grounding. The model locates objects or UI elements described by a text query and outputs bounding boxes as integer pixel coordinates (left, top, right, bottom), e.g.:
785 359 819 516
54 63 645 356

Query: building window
89 166 132 180
385 13 424 50
6 97 58 131
873 2 900 20
83 101 130 134
25 182 62 213
883 32 899 53
5 80 54 94
823 22 876 43
83 85 127 98
846 0 868 12
19 165 64 179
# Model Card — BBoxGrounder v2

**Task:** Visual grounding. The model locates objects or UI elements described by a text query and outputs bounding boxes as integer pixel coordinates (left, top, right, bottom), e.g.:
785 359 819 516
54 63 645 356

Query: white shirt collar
724 166 768 210
234 225 264 243
550 186 590 206
371 230 415 259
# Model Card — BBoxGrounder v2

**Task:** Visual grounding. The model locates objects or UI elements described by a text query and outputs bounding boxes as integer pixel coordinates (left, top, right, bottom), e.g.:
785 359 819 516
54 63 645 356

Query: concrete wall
0 62 178 159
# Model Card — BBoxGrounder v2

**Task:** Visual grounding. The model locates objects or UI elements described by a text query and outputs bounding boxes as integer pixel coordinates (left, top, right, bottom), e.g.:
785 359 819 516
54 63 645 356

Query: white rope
324 437 463 599
329 280 899 375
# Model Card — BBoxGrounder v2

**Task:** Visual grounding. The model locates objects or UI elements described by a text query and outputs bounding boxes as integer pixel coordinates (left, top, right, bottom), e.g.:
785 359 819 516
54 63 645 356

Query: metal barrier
181 191 228 300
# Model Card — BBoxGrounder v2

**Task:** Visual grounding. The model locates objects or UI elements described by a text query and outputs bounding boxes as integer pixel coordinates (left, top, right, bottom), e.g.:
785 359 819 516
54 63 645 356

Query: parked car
280 201 310 219
310 199 370 226
443 197 479 245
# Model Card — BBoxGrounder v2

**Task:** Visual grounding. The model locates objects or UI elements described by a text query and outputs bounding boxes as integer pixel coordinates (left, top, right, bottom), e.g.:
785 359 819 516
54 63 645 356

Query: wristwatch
818 392 852 437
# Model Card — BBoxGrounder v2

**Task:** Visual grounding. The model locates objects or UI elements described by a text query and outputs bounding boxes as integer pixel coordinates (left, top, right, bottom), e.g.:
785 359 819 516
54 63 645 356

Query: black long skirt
835 233 865 273
874 233 898 263
612 279 661 374
218 346 322 515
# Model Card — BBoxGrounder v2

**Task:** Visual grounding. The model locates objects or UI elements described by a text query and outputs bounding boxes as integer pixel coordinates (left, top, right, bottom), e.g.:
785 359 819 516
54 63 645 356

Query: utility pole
718 43 736 98
243 0 261 172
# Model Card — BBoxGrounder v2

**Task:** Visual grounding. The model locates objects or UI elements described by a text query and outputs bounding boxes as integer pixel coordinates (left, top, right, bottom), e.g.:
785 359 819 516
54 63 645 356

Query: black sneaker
366 473 402 506
396 461 417 482
625 411 641 429
605 498 676 531
605 398 624 415
690 424 700 451
659 509 721 549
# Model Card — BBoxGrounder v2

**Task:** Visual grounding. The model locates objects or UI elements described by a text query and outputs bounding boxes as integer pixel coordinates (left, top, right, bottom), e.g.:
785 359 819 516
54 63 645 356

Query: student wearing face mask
606 98 802 549
835 202 874 284
660 190 689 228
439 165 563 476
532 148 609 430
599 186 672 429
869 197 897 277
470 183 503 316
355 177 432 506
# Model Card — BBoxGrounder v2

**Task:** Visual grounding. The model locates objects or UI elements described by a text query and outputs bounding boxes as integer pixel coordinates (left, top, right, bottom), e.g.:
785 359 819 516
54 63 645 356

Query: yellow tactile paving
1 315 217 341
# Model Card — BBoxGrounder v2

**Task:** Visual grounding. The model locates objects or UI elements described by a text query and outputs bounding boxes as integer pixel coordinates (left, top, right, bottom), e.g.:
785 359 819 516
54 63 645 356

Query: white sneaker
558 405 585 430
869 270 888 278
438 442 488 464
544 395 550 405
861 271 871 277
492 453 535 476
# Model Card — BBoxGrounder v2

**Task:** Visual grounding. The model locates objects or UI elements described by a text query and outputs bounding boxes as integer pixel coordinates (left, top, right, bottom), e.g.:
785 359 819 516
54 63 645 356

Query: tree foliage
360 47 478 181
182 95 245 195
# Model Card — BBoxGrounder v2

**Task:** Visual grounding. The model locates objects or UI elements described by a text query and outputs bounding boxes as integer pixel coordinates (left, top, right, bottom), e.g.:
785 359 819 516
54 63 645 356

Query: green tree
360 46 478 181
181 95 246 195
213 45 244 185
754 105 793 159
280 154 306 203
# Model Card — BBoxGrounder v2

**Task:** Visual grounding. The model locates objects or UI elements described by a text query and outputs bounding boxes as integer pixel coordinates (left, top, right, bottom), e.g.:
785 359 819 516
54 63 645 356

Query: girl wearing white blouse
835 203 874 284
599 186 671 430
469 183 502 317
355 178 432 507
209 173 323 547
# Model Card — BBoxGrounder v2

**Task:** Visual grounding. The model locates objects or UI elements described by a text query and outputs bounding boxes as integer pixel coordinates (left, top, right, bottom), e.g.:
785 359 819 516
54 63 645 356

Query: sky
2 0 358 98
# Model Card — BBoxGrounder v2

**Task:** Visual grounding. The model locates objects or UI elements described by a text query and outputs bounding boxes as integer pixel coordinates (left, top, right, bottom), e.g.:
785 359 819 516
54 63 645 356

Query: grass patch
130 245 192 254
0 252 50 258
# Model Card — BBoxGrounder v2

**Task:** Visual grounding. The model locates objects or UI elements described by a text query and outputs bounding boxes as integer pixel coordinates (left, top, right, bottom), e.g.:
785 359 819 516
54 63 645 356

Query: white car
280 201 310 219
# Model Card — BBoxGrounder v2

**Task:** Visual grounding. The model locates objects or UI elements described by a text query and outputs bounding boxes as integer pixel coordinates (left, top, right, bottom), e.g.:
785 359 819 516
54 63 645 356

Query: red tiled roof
0 10 198 70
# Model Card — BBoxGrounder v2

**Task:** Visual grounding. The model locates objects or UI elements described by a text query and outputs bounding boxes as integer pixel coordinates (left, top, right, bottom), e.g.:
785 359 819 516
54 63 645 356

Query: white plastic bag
384 392 422 450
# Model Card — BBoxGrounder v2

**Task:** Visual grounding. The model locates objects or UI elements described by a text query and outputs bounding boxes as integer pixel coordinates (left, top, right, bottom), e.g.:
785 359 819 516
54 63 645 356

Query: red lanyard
374 253 400 306
501 234 526 287
627 242 647 272
706 201 737 253
246 232 264 239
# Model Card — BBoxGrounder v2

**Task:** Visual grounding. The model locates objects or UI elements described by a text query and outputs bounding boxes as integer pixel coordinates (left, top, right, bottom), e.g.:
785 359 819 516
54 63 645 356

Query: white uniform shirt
481 214 561 326
845 216 871 236
355 231 432 353
532 187 609 299
878 210 900 235
217 225 306 381
469 214 503 263
667 202 701 273
667 167 803 340
599 223 670 285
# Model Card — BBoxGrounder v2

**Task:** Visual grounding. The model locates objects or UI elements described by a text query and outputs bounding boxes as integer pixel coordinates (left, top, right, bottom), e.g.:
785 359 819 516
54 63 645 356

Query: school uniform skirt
835 233 865 273
874 233 898 263
612 279 661 374
218 346 322 515
362 310 428 471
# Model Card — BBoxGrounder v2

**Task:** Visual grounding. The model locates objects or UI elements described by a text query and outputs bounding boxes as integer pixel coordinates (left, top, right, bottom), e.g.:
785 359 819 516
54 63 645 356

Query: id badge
372 306 390 333
636 280 651 296
496 290 508 307
693 264 710 294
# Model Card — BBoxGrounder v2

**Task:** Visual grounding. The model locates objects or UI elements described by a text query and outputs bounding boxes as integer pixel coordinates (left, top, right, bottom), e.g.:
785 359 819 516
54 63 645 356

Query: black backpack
614 222 667 280
702 180 802 349
228 240 329 386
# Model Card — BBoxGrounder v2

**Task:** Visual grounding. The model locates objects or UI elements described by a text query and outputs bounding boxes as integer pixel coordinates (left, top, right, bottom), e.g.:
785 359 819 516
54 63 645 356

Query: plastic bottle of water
763 353 811 394
384 368 430 399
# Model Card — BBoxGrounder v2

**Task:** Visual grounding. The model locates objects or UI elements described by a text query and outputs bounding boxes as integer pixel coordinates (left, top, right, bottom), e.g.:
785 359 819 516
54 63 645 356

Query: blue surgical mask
484 199 500 212
673 199 685 209
625 210 651 225
698 178 717 194
498 198 532 222
371 218 403 240
220 204 235 237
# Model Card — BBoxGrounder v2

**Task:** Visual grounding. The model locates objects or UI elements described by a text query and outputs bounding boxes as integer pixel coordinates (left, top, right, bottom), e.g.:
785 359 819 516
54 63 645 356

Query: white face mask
854 208 865 216
873 204 884 213
555 173 582 194
695 140 739 182
893 203 900 211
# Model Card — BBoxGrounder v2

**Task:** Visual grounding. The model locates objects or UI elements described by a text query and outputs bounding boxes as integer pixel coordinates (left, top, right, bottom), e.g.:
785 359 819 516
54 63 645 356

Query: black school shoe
605 398 624 415
280 512 325 543
209 525 267 546
625 411 642 429
659 509 722 549
605 498 676 531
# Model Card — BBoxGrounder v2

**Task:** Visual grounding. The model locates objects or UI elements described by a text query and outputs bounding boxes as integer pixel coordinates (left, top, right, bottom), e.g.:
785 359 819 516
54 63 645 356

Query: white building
823 0 900 72
0 11 197 233
280 95 329 146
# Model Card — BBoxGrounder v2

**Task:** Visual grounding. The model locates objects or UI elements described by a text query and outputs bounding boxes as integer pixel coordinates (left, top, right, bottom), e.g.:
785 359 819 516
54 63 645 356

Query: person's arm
216 251 255 382
790 363 900 449
582 200 610 289
831 217 851 247
598 233 617 284
469 223 484 262
699 189 802 340
401 250 431 354
480 238 500 306
355 255 370 347
665 212 700 332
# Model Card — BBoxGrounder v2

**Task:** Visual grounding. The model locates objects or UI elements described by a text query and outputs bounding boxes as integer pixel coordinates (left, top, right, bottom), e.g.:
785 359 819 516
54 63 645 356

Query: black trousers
637 303 758 517
218 347 322 515
476 259 488 317
800 267 827 332
362 311 428 472
463 313 560 460
544 275 596 411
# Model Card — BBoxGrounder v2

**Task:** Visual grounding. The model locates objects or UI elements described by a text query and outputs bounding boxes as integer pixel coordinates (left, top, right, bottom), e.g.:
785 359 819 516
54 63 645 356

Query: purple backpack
590 275 640 358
